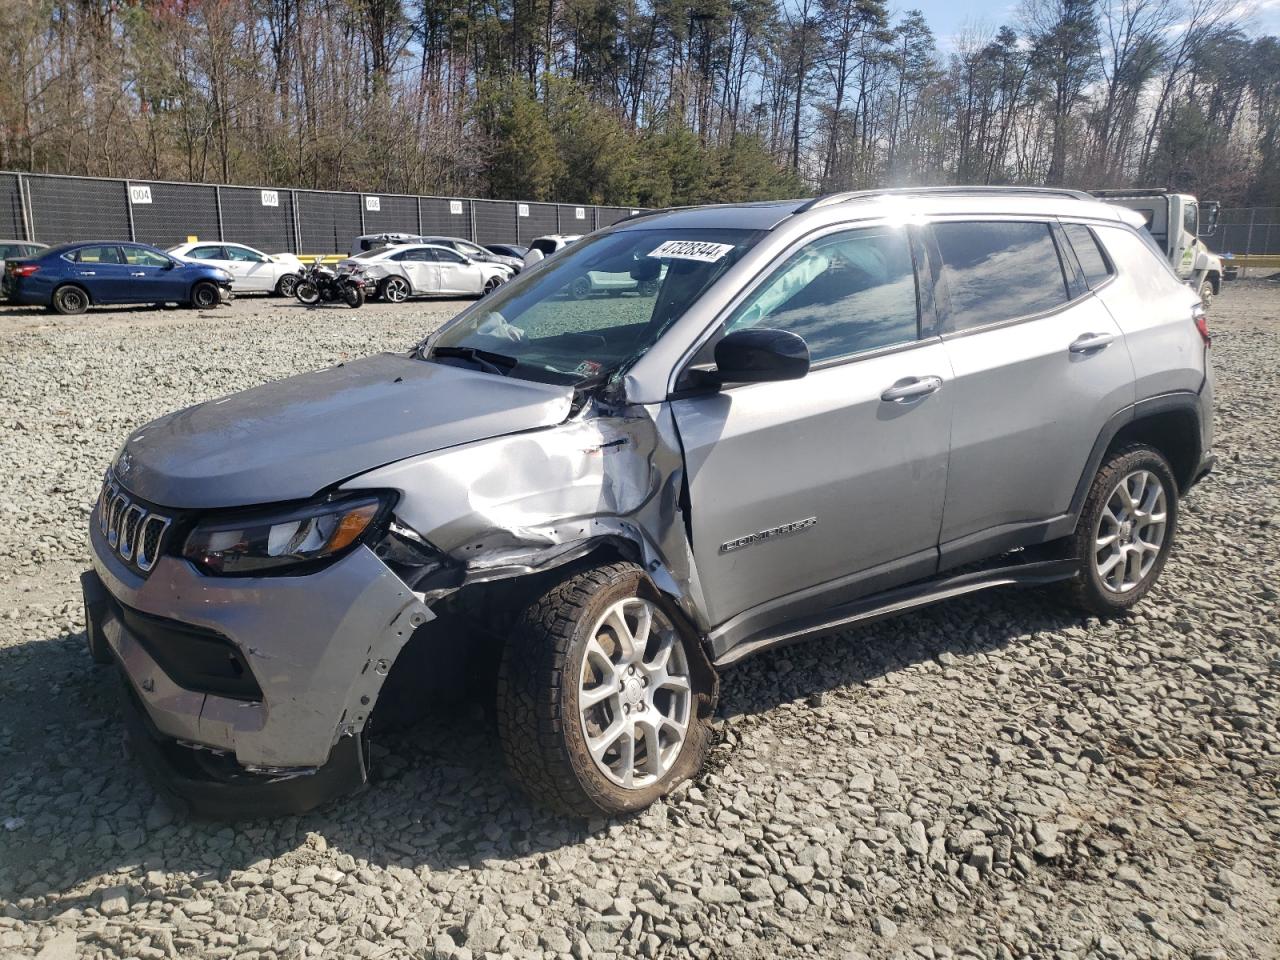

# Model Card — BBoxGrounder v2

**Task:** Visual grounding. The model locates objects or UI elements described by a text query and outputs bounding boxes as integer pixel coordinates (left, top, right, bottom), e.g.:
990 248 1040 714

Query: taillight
11 264 39 278
1192 304 1210 346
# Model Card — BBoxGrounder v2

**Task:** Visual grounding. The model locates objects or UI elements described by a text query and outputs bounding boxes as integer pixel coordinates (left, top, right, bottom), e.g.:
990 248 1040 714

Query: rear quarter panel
1092 223 1204 400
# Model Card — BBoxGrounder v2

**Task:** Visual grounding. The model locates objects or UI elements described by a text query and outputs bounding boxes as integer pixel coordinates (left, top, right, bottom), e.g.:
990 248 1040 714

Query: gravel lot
0 286 1276 960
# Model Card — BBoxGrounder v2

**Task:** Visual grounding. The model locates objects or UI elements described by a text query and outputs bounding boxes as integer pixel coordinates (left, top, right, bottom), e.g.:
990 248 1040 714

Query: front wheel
483 275 503 296
295 281 320 305
189 281 220 309
496 562 716 817
1065 444 1178 616
1198 278 1214 310
343 285 365 308
275 274 299 298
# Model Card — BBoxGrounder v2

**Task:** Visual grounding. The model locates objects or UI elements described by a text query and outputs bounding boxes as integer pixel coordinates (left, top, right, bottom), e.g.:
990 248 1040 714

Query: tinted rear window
933 221 1068 331
1063 224 1113 288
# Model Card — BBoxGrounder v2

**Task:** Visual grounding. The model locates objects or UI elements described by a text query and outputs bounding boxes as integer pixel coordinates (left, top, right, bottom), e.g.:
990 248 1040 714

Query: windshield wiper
429 345 518 377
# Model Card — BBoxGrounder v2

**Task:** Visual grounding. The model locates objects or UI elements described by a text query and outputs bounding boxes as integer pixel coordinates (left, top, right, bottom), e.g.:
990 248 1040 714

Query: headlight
215 269 231 281
183 494 388 575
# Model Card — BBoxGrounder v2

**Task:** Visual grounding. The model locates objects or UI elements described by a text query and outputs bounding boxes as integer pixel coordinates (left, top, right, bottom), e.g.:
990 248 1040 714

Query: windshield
425 227 760 385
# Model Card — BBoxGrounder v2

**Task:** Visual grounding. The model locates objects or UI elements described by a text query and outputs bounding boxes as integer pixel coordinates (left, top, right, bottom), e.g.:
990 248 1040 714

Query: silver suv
82 187 1214 818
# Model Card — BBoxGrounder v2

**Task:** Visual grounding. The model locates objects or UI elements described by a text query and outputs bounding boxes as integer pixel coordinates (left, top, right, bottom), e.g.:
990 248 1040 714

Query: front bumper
86 511 432 814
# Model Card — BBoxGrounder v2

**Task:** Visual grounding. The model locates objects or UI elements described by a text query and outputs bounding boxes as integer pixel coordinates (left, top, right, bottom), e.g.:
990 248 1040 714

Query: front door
670 223 952 645
394 248 439 294
926 218 1136 566
121 245 184 301
223 245 274 292
434 248 479 295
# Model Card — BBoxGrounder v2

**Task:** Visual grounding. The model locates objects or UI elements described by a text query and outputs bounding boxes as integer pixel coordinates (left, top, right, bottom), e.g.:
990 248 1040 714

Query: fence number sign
518 203 529 217
128 185 152 205
575 207 585 220
365 196 381 212
450 200 464 215
260 190 278 207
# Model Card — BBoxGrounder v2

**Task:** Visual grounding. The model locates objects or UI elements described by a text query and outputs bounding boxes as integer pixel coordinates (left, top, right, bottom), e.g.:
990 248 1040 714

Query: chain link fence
1204 208 1280 257
0 171 643 254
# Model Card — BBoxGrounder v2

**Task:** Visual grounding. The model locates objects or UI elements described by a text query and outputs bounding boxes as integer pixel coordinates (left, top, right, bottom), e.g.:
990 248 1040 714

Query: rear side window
932 221 1068 331
71 245 124 264
1062 224 1114 288
724 226 919 362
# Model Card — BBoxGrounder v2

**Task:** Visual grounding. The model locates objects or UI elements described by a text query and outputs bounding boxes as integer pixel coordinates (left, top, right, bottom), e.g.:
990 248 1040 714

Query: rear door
671 222 953 640
927 218 1135 567
69 245 130 302
392 247 438 293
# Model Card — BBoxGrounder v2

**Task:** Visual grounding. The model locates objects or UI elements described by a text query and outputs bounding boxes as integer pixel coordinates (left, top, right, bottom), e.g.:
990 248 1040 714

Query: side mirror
163 259 176 270
1201 201 1220 237
714 328 810 384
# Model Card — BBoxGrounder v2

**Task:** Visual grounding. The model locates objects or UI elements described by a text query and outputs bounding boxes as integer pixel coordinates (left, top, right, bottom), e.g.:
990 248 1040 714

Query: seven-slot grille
97 476 172 573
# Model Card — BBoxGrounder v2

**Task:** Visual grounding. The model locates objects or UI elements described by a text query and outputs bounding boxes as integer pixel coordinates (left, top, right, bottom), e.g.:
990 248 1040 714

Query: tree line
1 0 1276 207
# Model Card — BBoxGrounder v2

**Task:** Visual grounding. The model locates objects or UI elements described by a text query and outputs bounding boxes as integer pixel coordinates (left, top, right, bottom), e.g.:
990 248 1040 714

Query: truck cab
1092 189 1224 307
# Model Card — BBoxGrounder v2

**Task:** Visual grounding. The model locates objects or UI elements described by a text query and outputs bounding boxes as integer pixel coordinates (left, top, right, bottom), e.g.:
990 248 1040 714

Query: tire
52 285 90 315
571 275 592 299
343 285 365 308
496 562 716 817
380 276 410 303
275 274 299 298
482 275 503 296
1198 278 1214 310
638 279 658 297
189 281 219 309
1064 444 1179 616
295 281 320 305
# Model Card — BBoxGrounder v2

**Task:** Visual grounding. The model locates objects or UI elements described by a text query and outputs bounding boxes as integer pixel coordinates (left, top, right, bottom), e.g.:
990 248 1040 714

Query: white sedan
168 242 305 296
336 244 513 301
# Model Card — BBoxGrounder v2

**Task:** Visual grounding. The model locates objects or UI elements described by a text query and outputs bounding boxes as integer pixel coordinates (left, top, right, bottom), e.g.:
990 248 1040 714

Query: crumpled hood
115 352 575 509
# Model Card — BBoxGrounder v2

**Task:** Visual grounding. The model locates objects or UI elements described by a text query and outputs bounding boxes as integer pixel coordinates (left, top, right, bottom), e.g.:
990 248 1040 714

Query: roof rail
794 185 1095 213
1088 188 1175 198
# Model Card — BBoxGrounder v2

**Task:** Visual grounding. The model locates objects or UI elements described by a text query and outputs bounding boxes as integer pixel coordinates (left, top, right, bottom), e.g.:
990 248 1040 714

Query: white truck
1091 189 1225 307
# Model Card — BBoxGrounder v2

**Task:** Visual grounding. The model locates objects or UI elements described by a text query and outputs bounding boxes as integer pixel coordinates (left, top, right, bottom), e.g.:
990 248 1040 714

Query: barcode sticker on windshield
647 240 734 263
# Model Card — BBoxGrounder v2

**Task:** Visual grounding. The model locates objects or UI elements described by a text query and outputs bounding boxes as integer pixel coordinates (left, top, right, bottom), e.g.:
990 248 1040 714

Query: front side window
427 228 760 384
1182 202 1198 237
722 226 919 362
225 246 263 262
435 248 466 264
932 221 1068 331
188 245 223 259
123 247 171 267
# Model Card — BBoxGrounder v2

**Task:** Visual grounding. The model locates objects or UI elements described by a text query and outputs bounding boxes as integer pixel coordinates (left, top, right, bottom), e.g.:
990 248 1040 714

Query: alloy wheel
577 598 692 790
1093 469 1168 593
385 277 409 303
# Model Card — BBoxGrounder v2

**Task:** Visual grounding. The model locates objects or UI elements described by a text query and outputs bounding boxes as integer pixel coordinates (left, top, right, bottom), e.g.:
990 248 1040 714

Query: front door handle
78 271 96 276
1069 332 1115 353
881 375 943 402
130 271 146 277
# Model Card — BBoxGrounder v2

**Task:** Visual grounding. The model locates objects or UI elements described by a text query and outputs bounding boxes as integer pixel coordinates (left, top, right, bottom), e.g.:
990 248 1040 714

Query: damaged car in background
83 187 1213 817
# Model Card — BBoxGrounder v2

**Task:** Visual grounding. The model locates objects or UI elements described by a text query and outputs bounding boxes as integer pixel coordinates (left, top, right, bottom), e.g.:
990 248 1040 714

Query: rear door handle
881 375 943 402
78 271 96 276
130 271 146 277
1069 332 1115 353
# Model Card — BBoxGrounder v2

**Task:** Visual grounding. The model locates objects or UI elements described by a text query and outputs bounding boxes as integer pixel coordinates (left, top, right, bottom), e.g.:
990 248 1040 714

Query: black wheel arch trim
1068 390 1205 528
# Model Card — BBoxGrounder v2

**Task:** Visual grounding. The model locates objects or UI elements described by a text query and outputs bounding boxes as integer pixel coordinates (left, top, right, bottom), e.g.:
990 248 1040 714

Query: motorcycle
295 262 366 308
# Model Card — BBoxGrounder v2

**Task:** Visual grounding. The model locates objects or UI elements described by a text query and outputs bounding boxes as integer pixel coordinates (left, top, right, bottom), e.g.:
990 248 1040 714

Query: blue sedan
3 241 233 315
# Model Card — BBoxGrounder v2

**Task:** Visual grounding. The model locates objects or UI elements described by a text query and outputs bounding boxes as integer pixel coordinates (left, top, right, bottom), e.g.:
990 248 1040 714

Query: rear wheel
52 285 89 315
275 274 299 298
571 275 592 299
189 281 219 309
496 562 715 817
1065 444 1178 616
380 276 410 303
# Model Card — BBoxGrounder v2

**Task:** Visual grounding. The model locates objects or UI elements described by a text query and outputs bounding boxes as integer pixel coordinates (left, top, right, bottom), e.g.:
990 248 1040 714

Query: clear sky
896 0 1280 53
